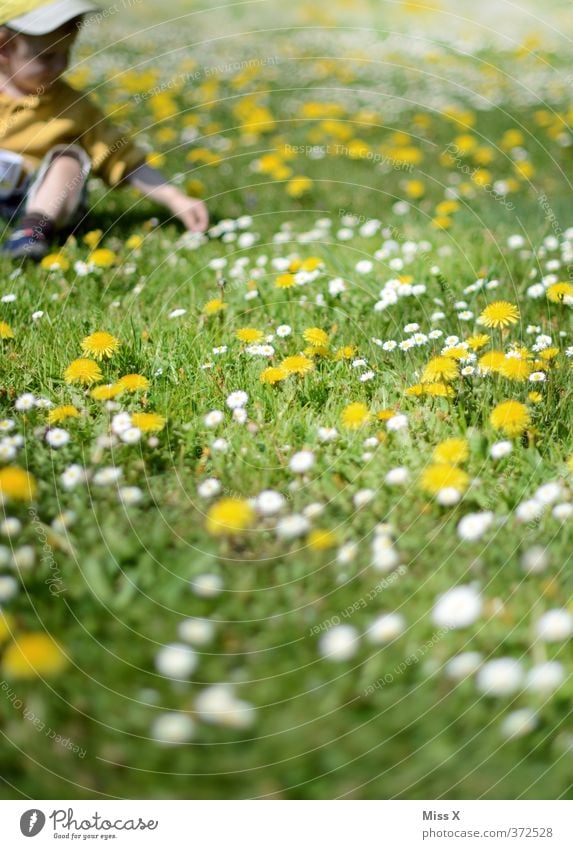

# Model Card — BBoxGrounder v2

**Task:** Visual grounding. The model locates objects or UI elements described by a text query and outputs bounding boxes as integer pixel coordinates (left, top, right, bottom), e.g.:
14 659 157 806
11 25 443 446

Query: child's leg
1 145 90 261
26 145 91 229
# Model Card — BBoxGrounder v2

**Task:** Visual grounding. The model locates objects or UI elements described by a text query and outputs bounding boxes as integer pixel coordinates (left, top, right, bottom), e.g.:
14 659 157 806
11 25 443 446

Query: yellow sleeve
79 100 147 187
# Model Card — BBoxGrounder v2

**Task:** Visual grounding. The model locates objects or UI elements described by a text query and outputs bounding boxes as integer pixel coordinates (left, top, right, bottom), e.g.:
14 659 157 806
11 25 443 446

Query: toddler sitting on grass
0 0 209 261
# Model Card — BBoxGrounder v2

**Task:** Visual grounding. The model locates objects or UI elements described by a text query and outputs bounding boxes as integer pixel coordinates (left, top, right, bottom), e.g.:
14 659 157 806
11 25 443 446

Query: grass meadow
1 0 573 800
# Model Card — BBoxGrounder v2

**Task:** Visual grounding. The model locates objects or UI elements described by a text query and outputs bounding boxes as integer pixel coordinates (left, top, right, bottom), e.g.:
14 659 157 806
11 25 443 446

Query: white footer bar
1 800 571 848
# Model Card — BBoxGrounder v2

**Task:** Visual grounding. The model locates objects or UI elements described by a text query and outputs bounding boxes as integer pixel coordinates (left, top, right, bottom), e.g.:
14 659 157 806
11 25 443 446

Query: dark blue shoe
1 228 50 262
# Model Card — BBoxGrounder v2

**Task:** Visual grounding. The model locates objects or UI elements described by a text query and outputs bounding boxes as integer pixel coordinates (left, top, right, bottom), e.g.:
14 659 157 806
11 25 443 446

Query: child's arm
126 163 209 233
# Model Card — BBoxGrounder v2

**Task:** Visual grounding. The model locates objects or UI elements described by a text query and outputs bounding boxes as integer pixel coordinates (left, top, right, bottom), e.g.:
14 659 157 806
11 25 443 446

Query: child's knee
48 150 84 180
44 145 91 183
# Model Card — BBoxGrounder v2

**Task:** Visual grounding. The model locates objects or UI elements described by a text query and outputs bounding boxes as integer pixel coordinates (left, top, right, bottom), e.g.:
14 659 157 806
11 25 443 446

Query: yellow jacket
0 79 146 186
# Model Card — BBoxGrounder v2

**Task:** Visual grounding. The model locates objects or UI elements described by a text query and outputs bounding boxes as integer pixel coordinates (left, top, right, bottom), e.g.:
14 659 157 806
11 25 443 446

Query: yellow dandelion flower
334 345 357 361
286 175 313 197
81 331 120 360
405 179 425 198
63 358 103 386
90 384 123 401
341 402 371 429
126 234 144 250
0 467 37 501
421 356 459 383
539 347 559 362
131 412 166 432
236 327 264 343
275 273 296 289
280 355 314 376
116 374 150 393
424 383 455 397
547 282 573 303
41 253 69 271
206 498 255 536
0 321 14 340
307 529 337 550
435 199 460 215
442 345 468 360
528 391 543 404
490 400 531 437
300 256 323 271
303 327 329 347
377 409 397 420
479 301 520 328
478 350 506 373
499 356 532 381
260 366 288 385
47 405 80 425
420 464 469 495
83 229 103 249
472 168 492 187
2 633 67 679
304 345 330 358
466 333 490 350
202 298 227 316
88 248 118 268
432 438 469 465
405 384 425 397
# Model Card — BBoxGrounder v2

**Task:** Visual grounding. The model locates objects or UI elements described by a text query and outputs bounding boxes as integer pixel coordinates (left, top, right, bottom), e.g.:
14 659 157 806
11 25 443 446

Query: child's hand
126 164 209 233
168 191 209 233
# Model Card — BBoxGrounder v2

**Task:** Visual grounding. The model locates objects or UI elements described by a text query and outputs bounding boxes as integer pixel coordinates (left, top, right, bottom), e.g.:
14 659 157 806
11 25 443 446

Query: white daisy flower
119 486 143 505
536 609 573 642
120 427 142 445
500 709 537 739
45 428 70 448
318 625 359 661
204 410 224 428
289 450 315 473
177 618 215 646
14 393 35 412
155 643 198 679
197 478 221 498
190 573 223 598
276 514 310 539
254 490 285 516
226 391 249 410
476 658 524 696
432 585 482 629
151 712 195 745
367 613 405 644
445 652 482 681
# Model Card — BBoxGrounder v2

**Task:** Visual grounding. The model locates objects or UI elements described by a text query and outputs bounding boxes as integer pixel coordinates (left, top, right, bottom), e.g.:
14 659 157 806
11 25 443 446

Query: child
0 0 209 260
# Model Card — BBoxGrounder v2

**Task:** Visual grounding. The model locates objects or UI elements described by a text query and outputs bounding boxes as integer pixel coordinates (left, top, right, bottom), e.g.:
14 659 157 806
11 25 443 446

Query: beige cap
7 0 100 34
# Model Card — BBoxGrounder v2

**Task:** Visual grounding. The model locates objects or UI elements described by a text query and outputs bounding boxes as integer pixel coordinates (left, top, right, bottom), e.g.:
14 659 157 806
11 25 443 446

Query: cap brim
7 0 100 35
